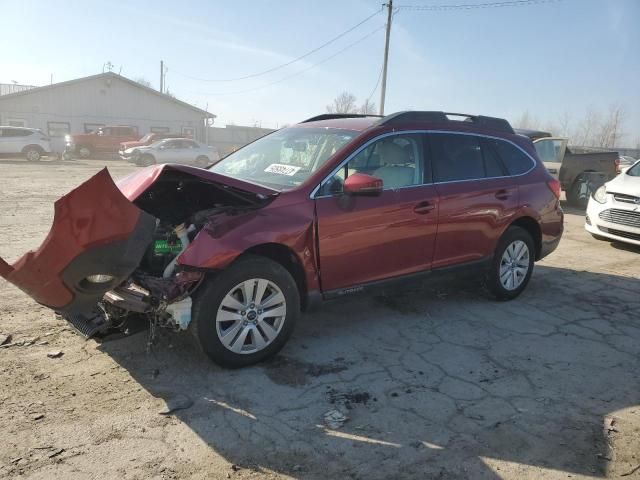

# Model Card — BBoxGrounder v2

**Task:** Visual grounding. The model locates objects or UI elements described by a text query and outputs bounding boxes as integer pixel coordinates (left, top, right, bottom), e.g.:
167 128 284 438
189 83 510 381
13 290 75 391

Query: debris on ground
47 350 64 358
621 465 640 477
48 448 65 458
158 394 193 415
0 333 11 345
324 409 348 429
32 413 45 421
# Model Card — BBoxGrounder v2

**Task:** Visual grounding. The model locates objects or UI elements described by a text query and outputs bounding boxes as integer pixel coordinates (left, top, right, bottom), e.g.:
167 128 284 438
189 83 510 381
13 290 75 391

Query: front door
315 133 439 292
533 137 567 179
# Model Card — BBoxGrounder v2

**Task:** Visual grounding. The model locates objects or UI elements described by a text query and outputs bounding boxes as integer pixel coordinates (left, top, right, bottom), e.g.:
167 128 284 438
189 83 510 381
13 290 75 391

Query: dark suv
0 111 563 367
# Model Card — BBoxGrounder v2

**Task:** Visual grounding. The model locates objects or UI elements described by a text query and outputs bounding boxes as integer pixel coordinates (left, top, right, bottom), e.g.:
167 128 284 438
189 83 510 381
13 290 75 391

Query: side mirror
343 173 383 196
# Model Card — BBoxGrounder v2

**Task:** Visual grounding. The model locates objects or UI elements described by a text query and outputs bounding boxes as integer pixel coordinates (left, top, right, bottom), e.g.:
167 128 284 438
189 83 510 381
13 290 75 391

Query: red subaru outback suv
0 111 563 367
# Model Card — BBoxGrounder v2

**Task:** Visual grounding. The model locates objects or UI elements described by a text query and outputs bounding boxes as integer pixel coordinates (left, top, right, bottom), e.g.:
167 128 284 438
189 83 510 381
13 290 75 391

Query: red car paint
0 169 147 308
0 114 563 315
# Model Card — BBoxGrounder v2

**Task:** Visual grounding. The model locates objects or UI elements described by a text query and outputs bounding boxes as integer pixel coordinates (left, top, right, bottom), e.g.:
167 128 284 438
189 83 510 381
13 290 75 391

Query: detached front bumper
585 197 640 246
0 169 156 315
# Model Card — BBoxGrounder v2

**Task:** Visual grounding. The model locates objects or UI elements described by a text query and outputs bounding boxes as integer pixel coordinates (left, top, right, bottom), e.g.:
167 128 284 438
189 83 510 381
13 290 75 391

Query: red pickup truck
64 126 139 158
119 132 186 160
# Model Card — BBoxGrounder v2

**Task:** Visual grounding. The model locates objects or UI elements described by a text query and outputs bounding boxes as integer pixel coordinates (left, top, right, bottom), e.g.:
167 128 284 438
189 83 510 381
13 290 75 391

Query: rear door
315 132 439 292
430 132 519 269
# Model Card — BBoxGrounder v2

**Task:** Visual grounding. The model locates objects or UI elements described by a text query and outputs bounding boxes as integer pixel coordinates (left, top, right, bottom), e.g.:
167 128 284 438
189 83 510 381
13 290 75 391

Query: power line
396 0 560 11
173 8 383 83
366 64 384 105
188 26 384 96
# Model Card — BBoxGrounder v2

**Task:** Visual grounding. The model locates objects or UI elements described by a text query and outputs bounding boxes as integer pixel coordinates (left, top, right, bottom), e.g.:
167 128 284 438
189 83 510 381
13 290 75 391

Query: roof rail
301 113 383 123
378 111 515 134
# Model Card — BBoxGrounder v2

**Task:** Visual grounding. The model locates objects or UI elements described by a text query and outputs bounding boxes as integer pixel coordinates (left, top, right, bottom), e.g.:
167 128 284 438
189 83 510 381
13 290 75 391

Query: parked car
585 159 640 247
64 125 139 158
515 129 619 208
128 138 219 167
0 126 52 161
119 132 187 160
0 111 564 367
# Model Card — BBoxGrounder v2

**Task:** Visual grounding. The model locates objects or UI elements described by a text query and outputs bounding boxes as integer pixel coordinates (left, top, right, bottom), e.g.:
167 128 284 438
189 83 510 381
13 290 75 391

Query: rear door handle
414 201 436 214
495 189 511 201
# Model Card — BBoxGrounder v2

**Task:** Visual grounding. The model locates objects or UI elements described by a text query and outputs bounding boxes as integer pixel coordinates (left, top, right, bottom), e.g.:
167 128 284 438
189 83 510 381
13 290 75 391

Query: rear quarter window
487 139 535 175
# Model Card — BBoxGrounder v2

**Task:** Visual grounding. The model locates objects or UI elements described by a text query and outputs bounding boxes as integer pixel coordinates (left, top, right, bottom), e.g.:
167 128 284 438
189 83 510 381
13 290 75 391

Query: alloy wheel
499 240 530 291
216 278 286 354
26 149 40 161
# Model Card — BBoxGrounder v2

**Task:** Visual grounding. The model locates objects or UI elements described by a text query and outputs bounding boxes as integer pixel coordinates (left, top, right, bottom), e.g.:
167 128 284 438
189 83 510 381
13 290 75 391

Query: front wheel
191 255 300 368
486 226 535 301
139 154 156 166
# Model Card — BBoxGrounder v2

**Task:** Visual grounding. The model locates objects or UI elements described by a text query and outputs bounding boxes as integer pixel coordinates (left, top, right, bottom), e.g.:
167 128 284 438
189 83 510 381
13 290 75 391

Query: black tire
191 255 300 368
566 175 589 209
195 155 209 168
140 154 156 166
486 226 535 301
77 146 92 159
23 146 43 162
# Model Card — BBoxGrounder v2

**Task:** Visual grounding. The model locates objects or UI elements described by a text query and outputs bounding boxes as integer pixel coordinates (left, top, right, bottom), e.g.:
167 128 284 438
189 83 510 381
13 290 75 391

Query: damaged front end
0 164 275 340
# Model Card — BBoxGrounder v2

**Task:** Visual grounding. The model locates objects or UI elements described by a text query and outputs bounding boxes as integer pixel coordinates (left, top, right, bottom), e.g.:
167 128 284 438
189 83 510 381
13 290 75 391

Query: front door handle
414 201 436 214
495 189 511 201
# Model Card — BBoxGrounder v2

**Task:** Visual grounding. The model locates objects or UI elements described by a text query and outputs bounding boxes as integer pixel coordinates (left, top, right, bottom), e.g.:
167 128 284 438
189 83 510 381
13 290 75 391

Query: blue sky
1 0 638 143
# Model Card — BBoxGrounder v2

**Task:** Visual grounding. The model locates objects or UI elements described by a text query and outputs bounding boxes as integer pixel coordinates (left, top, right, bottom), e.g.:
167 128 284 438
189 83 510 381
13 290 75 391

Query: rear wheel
566 174 591 209
195 155 209 168
78 146 92 158
486 226 535 301
191 255 300 368
24 147 42 162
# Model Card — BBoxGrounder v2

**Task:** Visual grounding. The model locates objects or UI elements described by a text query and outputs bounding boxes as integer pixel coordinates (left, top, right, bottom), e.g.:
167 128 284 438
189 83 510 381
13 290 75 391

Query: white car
127 138 219 168
586 159 640 247
0 126 52 161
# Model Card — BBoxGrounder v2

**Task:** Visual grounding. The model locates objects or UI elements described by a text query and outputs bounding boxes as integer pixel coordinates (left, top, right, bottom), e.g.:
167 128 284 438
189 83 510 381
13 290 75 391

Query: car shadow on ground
99 266 640 479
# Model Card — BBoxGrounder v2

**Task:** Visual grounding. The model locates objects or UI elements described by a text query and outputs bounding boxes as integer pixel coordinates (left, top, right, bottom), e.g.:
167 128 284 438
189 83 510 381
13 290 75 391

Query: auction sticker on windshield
264 164 301 176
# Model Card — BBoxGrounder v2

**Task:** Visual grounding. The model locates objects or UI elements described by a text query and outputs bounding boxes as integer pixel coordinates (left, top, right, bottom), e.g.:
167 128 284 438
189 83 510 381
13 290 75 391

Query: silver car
0 126 52 161
128 138 219 168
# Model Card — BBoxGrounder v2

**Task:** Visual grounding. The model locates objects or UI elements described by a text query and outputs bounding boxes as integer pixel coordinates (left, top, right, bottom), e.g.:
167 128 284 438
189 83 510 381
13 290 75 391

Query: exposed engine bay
70 168 273 343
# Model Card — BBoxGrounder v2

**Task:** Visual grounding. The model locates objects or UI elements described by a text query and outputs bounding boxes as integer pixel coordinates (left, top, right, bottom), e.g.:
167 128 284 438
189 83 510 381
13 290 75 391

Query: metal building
0 72 214 144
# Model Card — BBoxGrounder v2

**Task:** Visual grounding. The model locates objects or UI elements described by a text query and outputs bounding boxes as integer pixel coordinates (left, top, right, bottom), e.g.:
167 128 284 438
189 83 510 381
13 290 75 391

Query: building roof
0 72 215 118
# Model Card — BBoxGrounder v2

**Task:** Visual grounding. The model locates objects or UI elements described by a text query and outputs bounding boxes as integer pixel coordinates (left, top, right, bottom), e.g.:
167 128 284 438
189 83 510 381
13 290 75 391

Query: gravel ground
1 158 639 479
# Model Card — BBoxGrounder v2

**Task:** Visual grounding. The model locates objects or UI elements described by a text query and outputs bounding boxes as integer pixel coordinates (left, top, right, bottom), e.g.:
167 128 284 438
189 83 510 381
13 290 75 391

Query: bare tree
594 104 624 148
134 77 152 88
359 99 377 115
513 110 540 130
326 91 358 114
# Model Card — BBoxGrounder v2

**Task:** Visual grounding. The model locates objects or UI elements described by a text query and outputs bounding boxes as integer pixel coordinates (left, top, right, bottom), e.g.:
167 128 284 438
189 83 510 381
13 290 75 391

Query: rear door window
487 139 535 175
430 133 484 182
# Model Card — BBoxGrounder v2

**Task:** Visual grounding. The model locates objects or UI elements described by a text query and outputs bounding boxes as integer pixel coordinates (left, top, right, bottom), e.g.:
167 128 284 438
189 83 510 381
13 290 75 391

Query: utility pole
379 0 393 115
160 60 164 93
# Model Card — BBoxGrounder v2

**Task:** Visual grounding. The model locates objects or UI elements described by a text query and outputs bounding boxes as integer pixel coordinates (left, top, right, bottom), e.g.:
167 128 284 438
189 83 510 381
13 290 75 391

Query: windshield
626 161 640 177
139 133 153 143
209 128 357 190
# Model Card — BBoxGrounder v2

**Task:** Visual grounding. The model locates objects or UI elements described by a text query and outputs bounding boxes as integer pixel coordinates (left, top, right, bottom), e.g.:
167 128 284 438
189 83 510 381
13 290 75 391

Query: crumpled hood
116 164 278 202
606 172 640 196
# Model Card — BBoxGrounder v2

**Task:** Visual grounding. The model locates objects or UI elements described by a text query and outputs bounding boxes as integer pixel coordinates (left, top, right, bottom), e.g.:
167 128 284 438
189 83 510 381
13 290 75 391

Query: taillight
615 157 621 174
547 178 561 199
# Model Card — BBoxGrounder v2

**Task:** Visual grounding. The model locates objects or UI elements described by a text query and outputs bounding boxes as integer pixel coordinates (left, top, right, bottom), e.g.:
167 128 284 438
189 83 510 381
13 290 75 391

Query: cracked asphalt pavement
1 159 639 479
